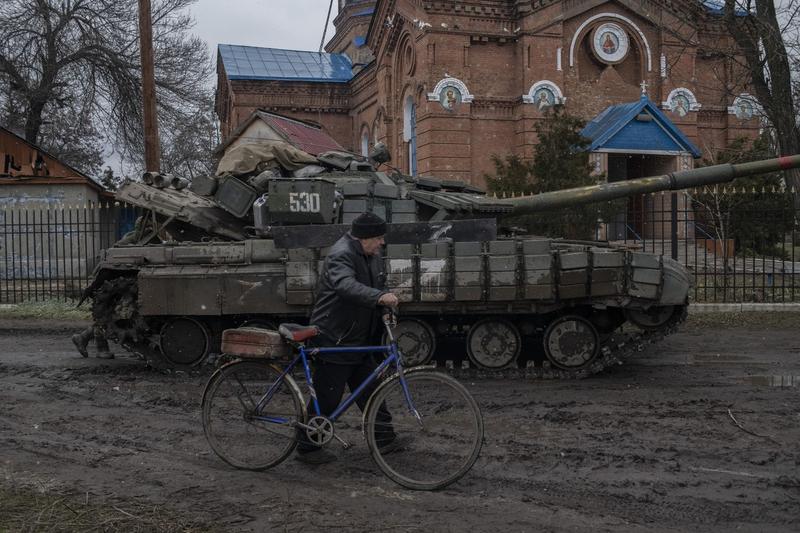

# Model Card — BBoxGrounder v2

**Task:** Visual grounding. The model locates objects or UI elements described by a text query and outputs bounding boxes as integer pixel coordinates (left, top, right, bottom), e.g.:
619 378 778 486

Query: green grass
0 485 219 533
0 299 91 320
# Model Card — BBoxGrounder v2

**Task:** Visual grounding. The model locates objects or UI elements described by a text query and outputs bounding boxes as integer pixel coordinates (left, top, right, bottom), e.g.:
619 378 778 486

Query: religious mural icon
727 93 758 120
439 85 463 111
733 96 754 120
523 80 564 108
592 22 629 64
663 88 700 116
428 77 474 108
672 94 690 117
534 87 556 110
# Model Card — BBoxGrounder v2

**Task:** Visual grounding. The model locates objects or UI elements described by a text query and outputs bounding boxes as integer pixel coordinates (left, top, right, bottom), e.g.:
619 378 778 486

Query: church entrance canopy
581 95 700 241
580 95 701 157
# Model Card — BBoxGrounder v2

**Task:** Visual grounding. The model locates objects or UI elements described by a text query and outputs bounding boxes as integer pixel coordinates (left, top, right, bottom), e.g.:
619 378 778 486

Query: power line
319 0 334 53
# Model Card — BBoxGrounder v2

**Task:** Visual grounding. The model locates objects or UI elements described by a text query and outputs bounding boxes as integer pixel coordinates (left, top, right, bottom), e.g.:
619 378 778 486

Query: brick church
215 0 759 189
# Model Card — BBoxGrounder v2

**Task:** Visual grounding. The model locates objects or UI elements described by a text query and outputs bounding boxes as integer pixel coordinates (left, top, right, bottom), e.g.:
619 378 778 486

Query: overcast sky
106 1 340 174
189 0 340 55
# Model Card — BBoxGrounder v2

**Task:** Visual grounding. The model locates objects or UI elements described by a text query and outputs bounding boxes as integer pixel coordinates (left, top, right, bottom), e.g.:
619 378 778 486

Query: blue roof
701 0 748 16
353 7 375 16
218 44 353 83
581 95 701 157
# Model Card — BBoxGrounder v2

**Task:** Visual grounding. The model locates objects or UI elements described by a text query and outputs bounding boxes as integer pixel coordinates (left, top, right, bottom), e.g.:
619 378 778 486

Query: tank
83 142 800 378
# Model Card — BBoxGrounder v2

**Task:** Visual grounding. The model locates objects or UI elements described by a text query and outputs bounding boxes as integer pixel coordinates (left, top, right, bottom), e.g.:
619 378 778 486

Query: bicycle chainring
305 416 334 446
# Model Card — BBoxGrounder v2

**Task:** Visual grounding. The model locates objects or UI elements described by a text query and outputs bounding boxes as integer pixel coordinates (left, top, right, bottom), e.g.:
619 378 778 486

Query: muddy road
1 315 798 532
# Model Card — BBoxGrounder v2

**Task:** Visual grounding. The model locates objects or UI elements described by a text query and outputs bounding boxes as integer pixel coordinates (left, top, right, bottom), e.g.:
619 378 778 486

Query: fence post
670 192 678 261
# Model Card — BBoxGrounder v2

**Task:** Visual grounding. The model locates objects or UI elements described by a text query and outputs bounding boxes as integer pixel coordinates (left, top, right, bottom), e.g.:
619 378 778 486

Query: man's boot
71 328 92 358
95 333 115 359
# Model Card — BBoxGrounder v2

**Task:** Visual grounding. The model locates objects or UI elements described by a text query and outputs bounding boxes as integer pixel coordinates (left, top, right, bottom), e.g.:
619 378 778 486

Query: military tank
84 141 800 377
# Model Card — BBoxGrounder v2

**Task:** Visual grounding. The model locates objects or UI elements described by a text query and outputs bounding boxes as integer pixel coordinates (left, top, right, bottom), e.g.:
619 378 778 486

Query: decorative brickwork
217 0 760 188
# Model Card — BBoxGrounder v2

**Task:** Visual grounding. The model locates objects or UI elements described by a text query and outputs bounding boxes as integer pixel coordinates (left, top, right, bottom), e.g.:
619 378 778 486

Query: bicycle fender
359 365 439 439
201 360 308 424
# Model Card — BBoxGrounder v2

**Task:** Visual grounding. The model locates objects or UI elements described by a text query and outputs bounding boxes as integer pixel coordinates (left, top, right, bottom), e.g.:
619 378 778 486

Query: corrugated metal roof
258 112 344 155
580 95 701 157
218 44 353 83
701 0 748 16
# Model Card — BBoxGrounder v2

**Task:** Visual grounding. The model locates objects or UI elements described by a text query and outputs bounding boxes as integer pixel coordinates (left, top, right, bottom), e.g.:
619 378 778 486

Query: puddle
737 375 800 388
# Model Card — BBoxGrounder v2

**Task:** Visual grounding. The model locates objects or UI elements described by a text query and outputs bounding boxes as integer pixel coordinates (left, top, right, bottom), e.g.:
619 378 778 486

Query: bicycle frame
251 322 419 427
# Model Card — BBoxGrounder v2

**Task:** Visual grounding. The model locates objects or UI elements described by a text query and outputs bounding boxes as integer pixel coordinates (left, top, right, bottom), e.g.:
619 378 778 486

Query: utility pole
138 0 160 172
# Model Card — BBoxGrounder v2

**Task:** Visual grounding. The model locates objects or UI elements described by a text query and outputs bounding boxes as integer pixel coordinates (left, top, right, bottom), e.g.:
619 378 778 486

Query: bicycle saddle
278 323 320 343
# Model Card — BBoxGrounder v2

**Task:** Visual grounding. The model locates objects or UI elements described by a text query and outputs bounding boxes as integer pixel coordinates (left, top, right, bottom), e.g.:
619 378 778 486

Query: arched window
361 127 370 157
403 95 417 176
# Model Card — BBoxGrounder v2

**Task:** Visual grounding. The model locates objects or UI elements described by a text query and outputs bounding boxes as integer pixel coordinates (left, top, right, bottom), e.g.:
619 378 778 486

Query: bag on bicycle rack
220 327 292 359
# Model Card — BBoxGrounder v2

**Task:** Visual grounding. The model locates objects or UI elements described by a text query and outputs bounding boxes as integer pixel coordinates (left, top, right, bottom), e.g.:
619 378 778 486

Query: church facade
215 0 760 188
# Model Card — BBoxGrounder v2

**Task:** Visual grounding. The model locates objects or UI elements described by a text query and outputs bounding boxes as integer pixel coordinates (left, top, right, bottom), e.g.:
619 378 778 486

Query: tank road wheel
382 318 436 366
159 317 211 366
466 319 521 369
626 305 679 330
543 315 600 370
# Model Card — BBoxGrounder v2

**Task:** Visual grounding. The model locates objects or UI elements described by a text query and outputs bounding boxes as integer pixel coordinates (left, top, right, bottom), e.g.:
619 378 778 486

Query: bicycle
201 313 484 491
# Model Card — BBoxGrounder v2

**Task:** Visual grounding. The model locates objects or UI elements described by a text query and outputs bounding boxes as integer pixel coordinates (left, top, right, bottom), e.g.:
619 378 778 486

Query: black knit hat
351 212 387 239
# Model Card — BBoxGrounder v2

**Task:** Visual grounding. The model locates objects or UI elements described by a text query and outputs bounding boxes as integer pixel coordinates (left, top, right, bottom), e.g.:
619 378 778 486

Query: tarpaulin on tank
216 141 319 176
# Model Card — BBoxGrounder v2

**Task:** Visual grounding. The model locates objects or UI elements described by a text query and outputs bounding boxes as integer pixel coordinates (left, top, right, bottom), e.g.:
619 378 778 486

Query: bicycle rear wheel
364 371 483 490
202 360 304 470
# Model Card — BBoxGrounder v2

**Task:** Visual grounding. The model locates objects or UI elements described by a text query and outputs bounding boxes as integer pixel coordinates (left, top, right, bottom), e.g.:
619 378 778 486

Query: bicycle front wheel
201 360 304 471
364 371 483 490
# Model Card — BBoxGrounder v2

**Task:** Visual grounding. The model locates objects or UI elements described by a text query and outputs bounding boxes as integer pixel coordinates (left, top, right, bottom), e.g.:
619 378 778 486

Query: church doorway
606 153 676 240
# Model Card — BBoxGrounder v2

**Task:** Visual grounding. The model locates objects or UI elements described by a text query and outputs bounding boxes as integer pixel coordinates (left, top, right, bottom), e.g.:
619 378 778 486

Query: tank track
91 275 688 379
448 305 688 380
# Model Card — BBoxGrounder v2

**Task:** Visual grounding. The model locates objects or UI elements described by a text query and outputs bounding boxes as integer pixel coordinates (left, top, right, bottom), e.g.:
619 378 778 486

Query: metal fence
518 188 799 303
0 191 797 304
0 203 138 303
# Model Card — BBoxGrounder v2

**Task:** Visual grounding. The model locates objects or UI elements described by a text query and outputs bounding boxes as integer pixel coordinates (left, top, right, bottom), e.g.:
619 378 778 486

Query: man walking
296 212 400 464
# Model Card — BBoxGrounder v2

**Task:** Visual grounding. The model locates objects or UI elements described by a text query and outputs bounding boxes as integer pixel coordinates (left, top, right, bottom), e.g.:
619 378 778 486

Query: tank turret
88 143 800 378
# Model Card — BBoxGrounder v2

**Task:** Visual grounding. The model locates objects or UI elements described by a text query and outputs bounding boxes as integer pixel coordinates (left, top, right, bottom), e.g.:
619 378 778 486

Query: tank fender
658 258 692 306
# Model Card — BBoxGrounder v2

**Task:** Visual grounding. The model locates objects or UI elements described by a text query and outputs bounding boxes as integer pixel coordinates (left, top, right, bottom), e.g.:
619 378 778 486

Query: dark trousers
297 357 395 452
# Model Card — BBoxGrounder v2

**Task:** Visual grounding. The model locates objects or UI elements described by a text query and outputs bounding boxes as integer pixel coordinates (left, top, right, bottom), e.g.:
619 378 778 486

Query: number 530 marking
289 192 321 213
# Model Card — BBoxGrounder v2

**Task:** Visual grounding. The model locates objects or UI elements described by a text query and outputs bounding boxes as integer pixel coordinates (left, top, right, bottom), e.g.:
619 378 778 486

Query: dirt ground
0 315 798 532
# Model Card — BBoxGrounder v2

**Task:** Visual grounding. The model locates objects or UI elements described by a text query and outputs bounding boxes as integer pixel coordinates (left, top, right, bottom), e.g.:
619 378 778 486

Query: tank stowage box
267 178 338 225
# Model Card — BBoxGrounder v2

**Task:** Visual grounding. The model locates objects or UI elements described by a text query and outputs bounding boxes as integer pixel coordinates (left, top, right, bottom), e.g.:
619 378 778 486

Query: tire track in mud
1 327 799 531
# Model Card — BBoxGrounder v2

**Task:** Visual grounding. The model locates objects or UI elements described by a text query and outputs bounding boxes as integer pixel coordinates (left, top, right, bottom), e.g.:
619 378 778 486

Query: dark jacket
309 232 387 363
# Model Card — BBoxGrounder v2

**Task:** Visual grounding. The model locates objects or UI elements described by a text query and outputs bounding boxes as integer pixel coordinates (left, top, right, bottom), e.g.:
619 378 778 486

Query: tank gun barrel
504 154 800 214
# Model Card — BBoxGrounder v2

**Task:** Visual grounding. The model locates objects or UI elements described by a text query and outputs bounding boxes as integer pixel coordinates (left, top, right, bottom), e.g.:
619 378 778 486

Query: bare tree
160 94 219 178
722 0 800 192
0 0 213 175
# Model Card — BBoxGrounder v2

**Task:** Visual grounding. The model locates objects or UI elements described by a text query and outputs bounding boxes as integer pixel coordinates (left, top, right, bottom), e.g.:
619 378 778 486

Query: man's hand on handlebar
379 292 399 328
378 292 399 308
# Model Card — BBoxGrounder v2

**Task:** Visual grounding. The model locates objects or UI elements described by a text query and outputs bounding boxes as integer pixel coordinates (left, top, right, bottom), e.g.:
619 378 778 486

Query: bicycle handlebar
382 306 398 342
